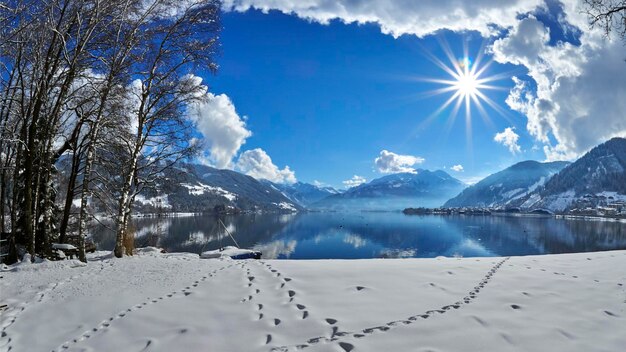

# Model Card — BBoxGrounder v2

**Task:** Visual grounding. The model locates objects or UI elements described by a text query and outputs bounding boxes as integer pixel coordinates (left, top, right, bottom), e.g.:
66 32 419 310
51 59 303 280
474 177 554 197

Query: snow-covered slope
2 249 625 352
313 170 466 210
136 163 301 213
444 161 569 208
513 138 626 211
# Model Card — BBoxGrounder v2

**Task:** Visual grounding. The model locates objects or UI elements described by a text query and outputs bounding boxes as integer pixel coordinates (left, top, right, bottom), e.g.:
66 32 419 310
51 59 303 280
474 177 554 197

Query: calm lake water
92 212 626 259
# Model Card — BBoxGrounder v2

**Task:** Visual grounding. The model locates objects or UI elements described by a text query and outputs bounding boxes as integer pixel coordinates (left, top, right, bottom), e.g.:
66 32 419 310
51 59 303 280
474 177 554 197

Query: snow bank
51 244 77 250
1 250 625 352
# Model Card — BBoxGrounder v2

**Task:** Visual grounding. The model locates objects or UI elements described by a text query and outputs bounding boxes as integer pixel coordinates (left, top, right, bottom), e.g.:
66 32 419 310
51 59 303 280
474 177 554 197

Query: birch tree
111 0 220 257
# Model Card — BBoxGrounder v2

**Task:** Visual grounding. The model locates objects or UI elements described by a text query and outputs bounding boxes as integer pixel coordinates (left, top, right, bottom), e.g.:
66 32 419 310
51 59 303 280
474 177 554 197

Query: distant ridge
312 169 466 211
133 163 301 213
262 181 340 207
444 160 569 208
512 137 626 211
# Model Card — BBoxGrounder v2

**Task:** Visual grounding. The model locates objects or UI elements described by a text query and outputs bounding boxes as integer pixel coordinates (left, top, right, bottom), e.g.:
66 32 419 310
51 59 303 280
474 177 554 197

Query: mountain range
130 137 626 214
444 160 569 208
511 137 626 211
262 181 340 207
312 170 466 211
135 163 302 213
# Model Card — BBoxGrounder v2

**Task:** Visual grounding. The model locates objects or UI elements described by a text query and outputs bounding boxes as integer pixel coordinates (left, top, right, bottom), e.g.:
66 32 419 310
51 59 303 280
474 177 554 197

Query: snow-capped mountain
312 170 466 210
136 163 301 213
444 160 569 208
262 181 341 207
512 137 626 211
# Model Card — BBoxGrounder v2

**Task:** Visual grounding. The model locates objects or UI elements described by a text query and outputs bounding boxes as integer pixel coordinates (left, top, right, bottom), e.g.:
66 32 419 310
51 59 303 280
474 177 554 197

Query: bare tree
584 0 626 39
110 0 220 258
1 0 221 262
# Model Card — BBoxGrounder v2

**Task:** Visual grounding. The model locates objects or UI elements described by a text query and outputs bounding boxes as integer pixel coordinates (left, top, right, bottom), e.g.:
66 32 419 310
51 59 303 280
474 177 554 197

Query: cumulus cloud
491 9 626 160
451 164 464 172
374 150 424 174
494 127 521 154
343 175 367 188
189 92 252 169
236 148 297 184
493 127 522 154
222 0 542 38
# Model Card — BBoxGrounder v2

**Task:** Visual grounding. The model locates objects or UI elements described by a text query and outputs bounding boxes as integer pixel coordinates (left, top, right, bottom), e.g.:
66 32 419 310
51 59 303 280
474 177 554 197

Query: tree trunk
77 124 100 262
22 121 36 261
59 149 81 243
113 155 138 258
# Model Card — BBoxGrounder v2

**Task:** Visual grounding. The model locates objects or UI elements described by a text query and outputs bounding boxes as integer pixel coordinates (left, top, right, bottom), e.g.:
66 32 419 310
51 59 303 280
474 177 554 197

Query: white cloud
189 92 252 169
374 150 424 174
222 0 542 38
236 148 297 184
494 127 521 154
491 8 626 161
451 164 464 172
343 175 367 188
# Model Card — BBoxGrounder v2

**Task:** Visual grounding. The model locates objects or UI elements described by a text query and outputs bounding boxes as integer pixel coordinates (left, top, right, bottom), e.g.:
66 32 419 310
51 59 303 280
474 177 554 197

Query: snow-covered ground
1 249 625 352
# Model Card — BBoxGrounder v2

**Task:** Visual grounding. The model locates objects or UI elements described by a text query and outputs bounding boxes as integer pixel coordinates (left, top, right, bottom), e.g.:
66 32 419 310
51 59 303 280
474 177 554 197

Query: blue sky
192 1 626 188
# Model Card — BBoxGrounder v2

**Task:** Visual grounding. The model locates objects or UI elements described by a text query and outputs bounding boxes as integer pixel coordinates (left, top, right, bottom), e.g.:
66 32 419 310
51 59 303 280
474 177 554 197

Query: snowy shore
1 249 625 352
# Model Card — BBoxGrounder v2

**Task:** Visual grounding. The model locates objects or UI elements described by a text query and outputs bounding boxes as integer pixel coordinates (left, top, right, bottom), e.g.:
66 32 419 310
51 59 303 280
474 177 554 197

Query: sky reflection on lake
92 213 626 259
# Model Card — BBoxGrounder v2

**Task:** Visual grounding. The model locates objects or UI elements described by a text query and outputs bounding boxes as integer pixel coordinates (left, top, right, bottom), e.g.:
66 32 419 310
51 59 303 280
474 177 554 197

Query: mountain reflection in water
91 213 626 259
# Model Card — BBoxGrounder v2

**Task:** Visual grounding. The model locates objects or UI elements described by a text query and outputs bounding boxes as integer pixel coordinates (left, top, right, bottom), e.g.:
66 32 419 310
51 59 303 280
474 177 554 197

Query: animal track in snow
271 257 511 351
2 259 109 352
52 263 233 352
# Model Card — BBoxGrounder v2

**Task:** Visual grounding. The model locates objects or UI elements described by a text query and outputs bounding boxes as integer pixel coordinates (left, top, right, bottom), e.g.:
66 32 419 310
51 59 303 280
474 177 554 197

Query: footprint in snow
339 342 354 352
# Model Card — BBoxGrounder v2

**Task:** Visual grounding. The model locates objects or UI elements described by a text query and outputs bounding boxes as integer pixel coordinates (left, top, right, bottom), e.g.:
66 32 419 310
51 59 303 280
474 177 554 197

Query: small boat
201 246 262 260
200 219 262 260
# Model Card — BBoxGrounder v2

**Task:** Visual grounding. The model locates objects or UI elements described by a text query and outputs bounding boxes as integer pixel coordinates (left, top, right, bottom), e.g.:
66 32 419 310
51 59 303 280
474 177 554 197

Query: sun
454 60 480 98
415 39 511 143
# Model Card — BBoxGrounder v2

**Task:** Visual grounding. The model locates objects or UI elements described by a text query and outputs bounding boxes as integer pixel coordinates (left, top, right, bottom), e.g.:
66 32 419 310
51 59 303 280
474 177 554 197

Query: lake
92 212 626 259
